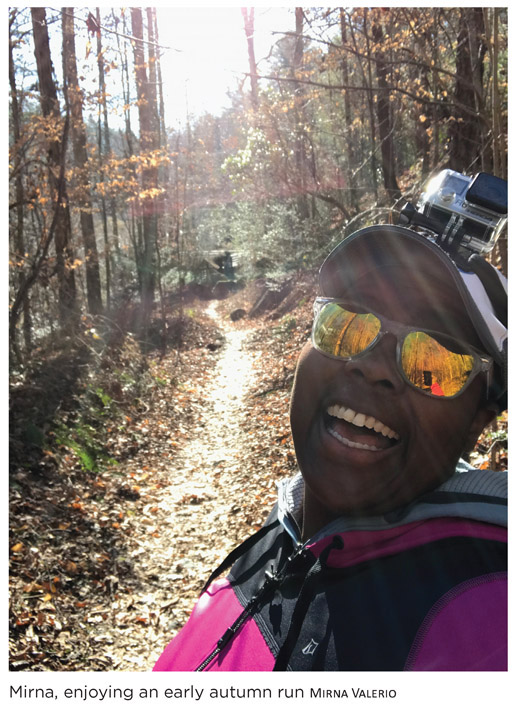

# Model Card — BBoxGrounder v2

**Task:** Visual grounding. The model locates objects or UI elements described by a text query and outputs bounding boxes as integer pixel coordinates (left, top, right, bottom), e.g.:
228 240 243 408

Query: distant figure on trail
154 223 507 671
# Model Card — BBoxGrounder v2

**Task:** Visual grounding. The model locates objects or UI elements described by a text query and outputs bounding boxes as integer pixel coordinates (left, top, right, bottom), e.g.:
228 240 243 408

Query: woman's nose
343 333 405 392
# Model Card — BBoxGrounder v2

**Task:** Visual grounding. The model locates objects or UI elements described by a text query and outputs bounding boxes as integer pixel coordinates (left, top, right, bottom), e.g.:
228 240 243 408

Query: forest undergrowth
9 274 312 671
9 274 507 671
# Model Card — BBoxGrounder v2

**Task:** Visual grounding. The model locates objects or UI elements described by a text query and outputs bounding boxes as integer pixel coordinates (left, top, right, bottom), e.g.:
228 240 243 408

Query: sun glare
156 7 293 126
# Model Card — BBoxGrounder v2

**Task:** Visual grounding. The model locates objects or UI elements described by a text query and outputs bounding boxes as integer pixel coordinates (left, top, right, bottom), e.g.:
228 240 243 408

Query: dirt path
105 302 264 670
10 292 299 672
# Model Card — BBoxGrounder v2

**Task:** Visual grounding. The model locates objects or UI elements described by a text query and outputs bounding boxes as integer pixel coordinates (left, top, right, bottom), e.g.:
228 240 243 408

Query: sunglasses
312 298 492 399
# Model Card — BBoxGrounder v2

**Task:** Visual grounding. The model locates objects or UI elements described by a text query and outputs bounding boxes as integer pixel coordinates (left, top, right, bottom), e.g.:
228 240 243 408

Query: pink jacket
154 466 507 671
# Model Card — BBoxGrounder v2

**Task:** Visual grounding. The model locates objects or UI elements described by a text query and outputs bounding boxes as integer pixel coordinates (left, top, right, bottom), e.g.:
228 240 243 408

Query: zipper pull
286 543 309 571
216 626 236 651
264 566 276 584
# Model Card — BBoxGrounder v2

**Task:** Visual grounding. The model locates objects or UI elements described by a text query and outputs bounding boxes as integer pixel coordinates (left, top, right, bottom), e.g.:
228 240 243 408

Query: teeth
353 413 366 427
327 404 400 441
328 427 382 451
342 408 356 423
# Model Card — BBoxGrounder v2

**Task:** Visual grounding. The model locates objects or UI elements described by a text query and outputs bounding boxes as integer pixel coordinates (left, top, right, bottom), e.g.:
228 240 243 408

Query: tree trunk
448 8 488 172
145 8 161 142
361 9 379 201
96 6 120 308
131 7 159 330
147 7 169 342
95 8 111 310
484 7 507 180
116 9 135 155
371 17 401 201
291 8 310 221
62 7 103 315
31 7 77 327
116 5 140 290
340 9 359 211
242 8 259 111
9 13 32 358
153 12 167 146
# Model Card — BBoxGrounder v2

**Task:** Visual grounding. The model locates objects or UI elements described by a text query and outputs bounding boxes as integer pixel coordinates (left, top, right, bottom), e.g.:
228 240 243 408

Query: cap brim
320 225 464 299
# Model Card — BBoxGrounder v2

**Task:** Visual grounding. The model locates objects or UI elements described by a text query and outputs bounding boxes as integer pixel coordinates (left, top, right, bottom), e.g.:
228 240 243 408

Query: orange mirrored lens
313 303 380 358
401 331 474 397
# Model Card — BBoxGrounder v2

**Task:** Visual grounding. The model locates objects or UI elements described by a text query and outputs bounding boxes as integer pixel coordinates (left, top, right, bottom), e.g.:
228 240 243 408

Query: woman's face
289 267 493 537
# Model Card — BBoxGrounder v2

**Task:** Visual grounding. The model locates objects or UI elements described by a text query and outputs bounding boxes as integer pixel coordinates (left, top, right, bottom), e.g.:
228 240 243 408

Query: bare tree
9 11 32 358
62 7 103 315
339 9 359 210
371 14 401 200
130 7 160 330
31 7 77 327
291 8 310 220
242 8 259 111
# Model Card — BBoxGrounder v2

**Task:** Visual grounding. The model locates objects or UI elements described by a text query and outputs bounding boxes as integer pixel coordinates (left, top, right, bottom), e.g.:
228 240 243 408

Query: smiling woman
154 224 507 672
8 5 507 681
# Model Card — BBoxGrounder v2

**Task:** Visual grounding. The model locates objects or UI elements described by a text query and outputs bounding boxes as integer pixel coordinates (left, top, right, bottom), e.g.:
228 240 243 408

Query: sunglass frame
311 297 493 400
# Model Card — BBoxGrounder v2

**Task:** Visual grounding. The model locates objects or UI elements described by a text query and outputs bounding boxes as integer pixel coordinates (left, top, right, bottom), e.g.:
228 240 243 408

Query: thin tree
62 7 103 315
31 7 77 327
114 8 143 288
9 11 32 358
95 7 120 307
339 9 359 210
359 9 379 201
130 7 159 330
147 6 168 349
291 7 310 220
242 8 259 111
153 11 167 145
371 14 401 200
146 8 161 144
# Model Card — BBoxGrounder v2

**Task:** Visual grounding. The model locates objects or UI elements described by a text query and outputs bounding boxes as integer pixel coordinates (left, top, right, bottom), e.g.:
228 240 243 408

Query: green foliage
50 383 121 472
53 419 117 474
41 331 153 474
484 424 508 444
272 315 298 338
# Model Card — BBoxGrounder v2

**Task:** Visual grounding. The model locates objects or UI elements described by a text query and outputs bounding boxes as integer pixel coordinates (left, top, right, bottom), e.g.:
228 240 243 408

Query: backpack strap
199 516 281 594
272 535 344 671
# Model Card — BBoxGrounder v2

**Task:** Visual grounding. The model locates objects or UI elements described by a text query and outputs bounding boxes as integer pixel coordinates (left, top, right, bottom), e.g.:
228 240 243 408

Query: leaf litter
9 277 312 671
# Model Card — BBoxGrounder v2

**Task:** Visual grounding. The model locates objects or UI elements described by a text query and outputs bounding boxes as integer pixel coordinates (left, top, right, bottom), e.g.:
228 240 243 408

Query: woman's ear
464 406 498 453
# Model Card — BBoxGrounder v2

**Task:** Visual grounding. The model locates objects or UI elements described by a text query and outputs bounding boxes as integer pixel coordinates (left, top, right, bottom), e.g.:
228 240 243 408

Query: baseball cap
318 225 507 410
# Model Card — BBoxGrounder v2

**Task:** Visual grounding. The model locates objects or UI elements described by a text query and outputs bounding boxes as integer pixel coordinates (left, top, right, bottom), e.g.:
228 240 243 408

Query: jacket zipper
195 541 308 671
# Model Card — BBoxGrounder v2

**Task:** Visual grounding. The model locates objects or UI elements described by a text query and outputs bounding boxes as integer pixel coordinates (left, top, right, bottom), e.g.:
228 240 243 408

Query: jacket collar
277 460 507 544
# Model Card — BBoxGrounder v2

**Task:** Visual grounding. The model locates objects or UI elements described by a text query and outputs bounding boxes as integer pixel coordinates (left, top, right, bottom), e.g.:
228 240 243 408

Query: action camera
415 169 507 255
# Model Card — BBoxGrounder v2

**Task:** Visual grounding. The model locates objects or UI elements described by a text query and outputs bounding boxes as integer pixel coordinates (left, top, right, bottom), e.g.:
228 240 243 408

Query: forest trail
106 301 265 670
10 280 308 672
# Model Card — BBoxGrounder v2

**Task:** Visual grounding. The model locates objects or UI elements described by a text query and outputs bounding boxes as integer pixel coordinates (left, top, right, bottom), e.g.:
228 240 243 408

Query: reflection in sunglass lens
401 331 475 397
313 302 380 357
313 302 478 399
